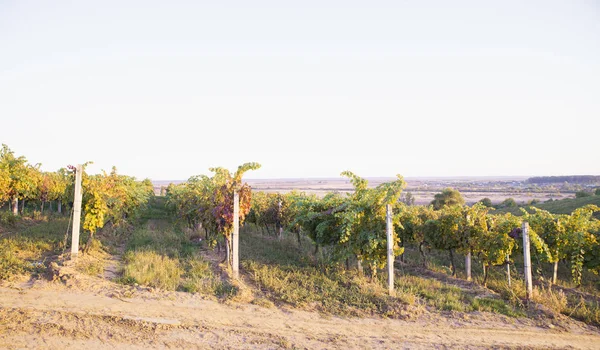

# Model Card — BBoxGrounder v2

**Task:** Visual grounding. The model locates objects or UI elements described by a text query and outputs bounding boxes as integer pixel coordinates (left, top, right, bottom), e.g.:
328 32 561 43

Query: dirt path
1 282 599 350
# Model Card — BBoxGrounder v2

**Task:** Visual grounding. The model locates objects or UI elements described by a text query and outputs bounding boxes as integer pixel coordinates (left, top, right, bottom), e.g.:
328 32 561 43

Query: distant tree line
527 176 600 185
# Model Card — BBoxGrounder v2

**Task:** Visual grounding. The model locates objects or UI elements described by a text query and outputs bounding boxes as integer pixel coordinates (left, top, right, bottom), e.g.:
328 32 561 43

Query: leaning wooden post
465 251 472 281
386 204 394 295
71 164 83 257
522 221 533 300
232 190 240 279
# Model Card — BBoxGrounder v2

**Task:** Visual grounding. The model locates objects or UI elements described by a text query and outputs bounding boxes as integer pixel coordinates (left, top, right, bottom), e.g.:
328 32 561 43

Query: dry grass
479 270 600 326
74 239 108 276
243 260 411 317
238 229 526 318
0 217 68 280
75 257 106 276
417 248 600 327
121 250 183 290
120 221 242 300
181 257 239 299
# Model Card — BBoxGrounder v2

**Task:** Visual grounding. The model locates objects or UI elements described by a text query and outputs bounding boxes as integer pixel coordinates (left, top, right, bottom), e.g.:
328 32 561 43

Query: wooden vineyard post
506 254 511 287
386 204 394 295
465 214 471 281
11 197 18 215
232 191 240 279
522 221 533 300
278 199 283 240
71 164 83 257
465 251 472 281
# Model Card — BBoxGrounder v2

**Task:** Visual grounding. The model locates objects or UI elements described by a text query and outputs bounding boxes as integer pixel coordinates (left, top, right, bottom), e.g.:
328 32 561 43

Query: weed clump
0 218 68 280
181 257 238 299
0 212 20 226
122 250 182 290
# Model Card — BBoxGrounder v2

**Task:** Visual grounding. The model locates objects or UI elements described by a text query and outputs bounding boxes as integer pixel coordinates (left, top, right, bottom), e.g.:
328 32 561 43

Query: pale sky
1 1 599 180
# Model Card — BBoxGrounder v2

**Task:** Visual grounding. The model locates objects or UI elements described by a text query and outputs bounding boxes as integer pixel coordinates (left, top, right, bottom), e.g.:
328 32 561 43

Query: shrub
500 198 517 208
431 188 465 210
0 211 20 226
576 191 592 198
478 198 493 207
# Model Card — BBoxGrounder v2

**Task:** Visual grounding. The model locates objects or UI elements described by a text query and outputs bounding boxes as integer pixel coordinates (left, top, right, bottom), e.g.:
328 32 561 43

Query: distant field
408 190 569 206
154 176 574 206
494 195 600 217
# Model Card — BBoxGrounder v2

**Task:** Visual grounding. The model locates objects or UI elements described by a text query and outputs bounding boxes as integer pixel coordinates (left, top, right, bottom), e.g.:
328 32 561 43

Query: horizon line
147 174 600 183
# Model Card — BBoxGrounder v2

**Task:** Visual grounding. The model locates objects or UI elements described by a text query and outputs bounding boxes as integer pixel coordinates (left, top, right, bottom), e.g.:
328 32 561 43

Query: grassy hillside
493 195 600 217
534 195 600 214
2 197 599 328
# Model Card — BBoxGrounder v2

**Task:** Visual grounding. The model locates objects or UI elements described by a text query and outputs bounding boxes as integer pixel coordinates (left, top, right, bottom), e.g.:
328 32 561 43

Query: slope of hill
493 195 600 217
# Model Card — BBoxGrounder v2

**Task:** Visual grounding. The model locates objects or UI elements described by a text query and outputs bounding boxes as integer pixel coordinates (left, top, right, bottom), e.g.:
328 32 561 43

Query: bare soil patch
1 273 600 349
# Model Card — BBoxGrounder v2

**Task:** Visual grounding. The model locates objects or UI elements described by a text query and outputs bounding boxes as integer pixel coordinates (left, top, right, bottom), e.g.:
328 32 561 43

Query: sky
1 0 599 180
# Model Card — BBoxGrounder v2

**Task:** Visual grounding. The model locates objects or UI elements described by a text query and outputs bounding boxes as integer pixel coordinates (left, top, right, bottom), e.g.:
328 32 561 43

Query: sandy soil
1 276 599 350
